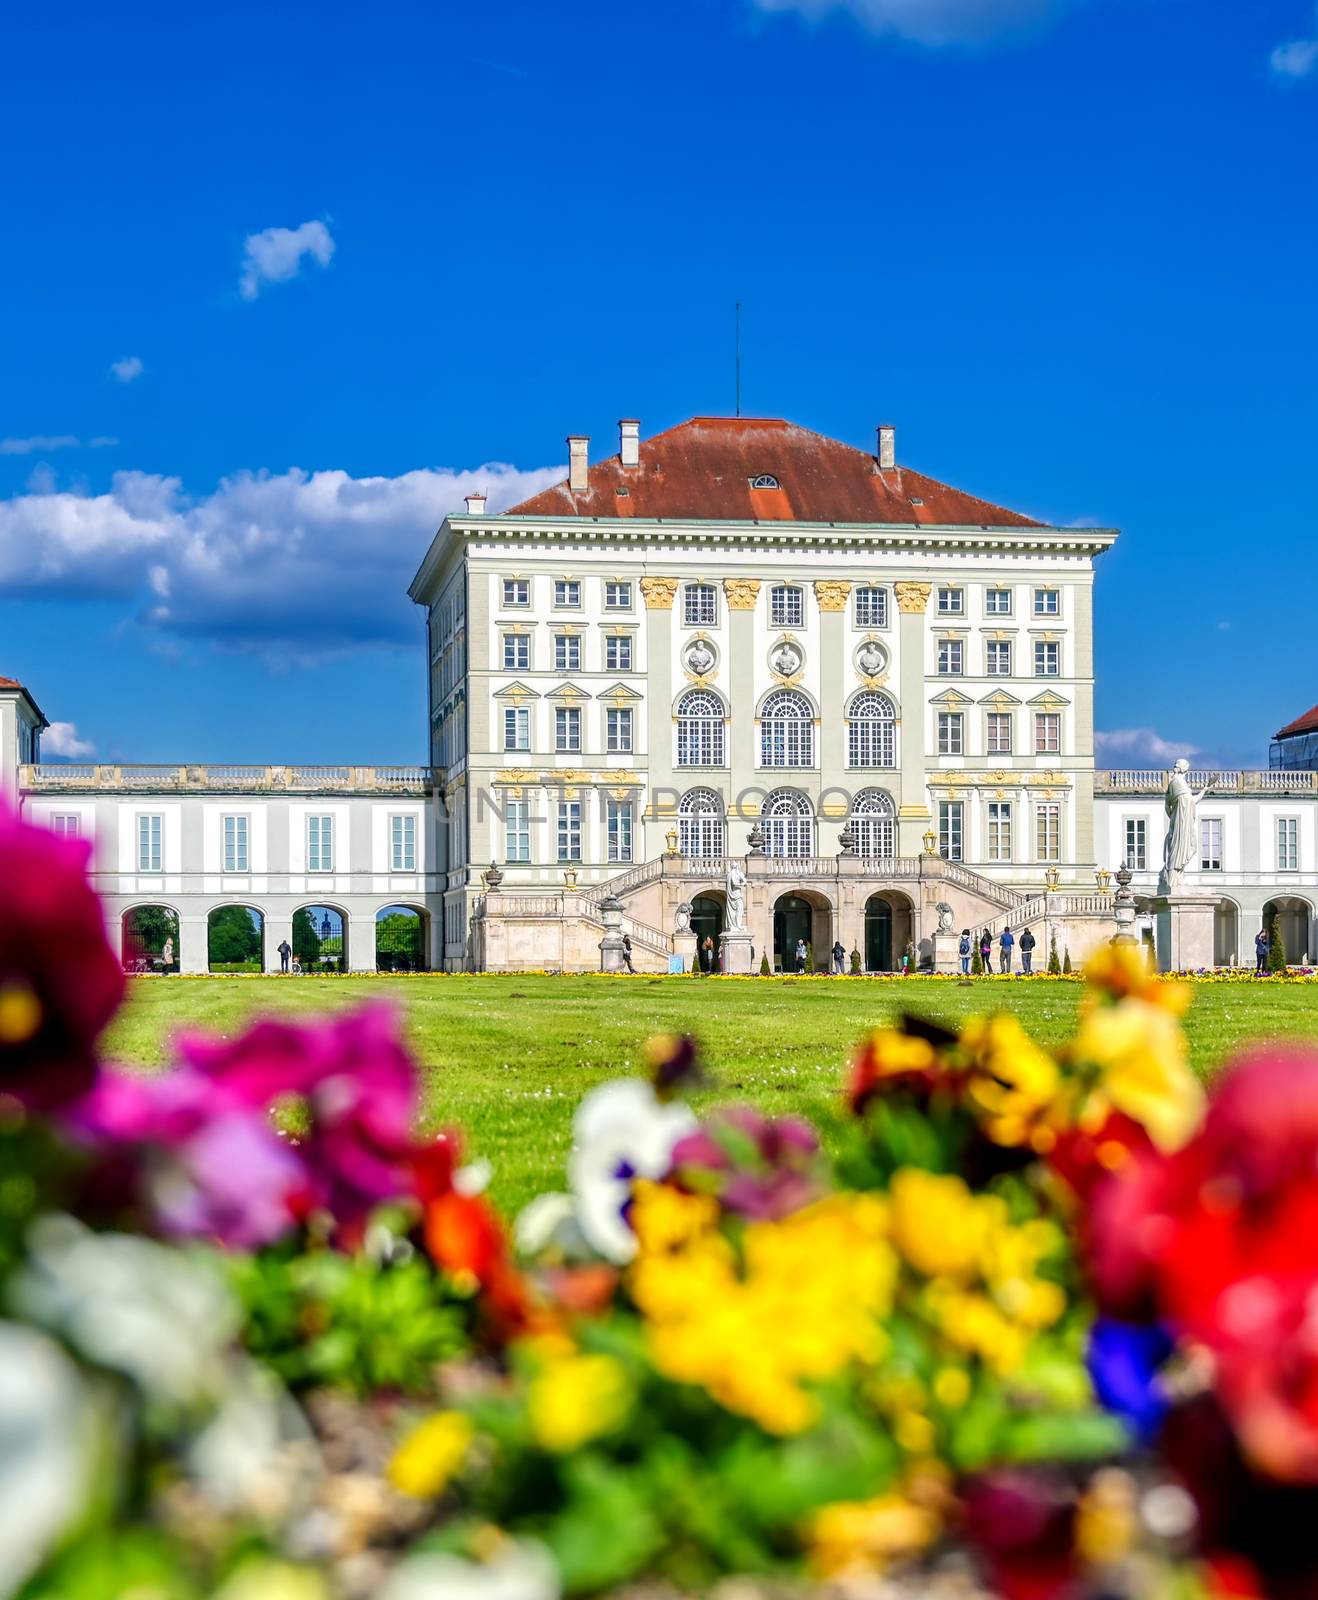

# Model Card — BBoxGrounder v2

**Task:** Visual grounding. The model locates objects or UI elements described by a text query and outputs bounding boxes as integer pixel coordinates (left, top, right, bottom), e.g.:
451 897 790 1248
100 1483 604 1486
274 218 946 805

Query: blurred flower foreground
4 807 1318 1600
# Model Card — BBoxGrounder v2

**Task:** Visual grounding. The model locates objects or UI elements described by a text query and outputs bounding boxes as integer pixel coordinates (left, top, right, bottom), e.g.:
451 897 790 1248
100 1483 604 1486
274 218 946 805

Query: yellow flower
931 1366 972 1409
889 1169 986 1280
1071 998 1205 1152
0 983 42 1046
1083 944 1190 1015
388 1412 473 1499
807 1493 941 1578
628 1179 720 1255
959 1015 1060 1146
528 1353 631 1453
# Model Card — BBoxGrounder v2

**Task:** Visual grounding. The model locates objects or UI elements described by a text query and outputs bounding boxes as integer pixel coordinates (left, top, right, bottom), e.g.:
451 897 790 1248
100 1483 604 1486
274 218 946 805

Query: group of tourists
958 924 1038 975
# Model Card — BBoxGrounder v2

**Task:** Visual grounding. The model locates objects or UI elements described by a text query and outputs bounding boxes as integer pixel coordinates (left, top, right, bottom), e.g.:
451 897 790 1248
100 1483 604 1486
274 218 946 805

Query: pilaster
641 578 678 856
815 581 850 845
894 581 932 855
724 579 761 851
179 913 208 975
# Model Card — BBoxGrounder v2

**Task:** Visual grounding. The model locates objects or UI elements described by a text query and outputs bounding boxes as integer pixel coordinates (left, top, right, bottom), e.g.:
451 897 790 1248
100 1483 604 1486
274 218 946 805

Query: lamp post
922 827 937 857
1044 867 1059 971
1096 867 1112 896
664 826 679 858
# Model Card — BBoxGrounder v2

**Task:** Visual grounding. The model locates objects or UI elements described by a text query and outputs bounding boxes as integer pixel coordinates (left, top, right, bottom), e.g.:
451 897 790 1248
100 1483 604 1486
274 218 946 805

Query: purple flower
671 1106 823 1220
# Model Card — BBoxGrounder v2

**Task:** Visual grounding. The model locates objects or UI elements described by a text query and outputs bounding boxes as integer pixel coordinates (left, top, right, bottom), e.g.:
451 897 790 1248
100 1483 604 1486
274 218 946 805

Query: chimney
464 491 487 516
619 418 640 468
567 435 590 494
877 424 896 472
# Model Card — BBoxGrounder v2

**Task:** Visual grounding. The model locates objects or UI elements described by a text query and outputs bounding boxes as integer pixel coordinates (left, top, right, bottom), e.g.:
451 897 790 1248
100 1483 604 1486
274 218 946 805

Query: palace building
6 416 1317 972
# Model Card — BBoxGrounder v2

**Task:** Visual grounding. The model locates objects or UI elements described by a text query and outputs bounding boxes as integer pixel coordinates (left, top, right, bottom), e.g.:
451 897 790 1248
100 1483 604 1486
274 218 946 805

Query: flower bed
3 806 1318 1598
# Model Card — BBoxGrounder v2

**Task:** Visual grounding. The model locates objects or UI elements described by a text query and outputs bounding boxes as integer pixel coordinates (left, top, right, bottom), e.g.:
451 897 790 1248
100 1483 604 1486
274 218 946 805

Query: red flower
0 808 123 1112
960 1470 1078 1600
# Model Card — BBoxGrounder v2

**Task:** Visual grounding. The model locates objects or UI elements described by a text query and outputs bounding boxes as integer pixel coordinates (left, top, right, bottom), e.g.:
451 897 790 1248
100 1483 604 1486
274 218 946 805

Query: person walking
958 928 972 975
979 929 992 970
1255 925 1270 974
278 938 291 974
1019 926 1036 975
1000 925 1015 974
831 939 846 975
794 937 809 975
621 933 634 974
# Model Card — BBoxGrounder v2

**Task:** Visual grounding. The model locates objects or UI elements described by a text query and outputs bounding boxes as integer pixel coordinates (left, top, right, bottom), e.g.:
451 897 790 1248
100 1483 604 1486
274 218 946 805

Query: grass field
106 974 1318 1214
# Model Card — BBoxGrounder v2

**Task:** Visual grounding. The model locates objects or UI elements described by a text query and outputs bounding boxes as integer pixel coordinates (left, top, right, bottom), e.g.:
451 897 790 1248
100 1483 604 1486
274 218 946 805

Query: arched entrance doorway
122 905 179 974
1214 900 1239 968
293 904 347 973
1263 897 1313 967
207 905 264 973
376 904 428 972
864 896 892 973
689 893 724 965
775 895 813 971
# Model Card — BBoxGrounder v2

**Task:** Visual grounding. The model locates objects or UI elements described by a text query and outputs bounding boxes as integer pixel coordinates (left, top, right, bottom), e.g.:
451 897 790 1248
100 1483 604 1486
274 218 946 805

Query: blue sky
3 0 1316 767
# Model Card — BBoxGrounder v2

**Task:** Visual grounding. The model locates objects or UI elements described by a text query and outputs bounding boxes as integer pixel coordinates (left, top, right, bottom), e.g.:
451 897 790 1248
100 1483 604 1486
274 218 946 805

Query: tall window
503 706 530 751
937 587 964 615
683 583 717 626
986 640 1012 676
676 690 725 767
1278 816 1299 871
503 633 529 671
938 801 963 862
987 801 1013 862
137 813 162 872
605 635 632 671
1034 640 1060 676
851 789 895 857
1199 817 1223 871
937 711 963 756
854 586 887 628
1036 803 1060 862
761 690 814 768
605 581 632 609
307 815 334 873
223 814 249 873
557 801 582 862
1034 588 1060 617
1035 712 1061 753
51 814 80 838
770 585 803 627
761 789 814 857
504 799 531 863
606 799 633 863
988 712 1013 754
502 578 529 608
985 588 1012 615
554 634 581 672
555 707 581 753
678 788 725 857
1124 818 1147 870
848 691 896 767
390 814 416 872
937 640 964 676
554 579 581 608
606 707 633 753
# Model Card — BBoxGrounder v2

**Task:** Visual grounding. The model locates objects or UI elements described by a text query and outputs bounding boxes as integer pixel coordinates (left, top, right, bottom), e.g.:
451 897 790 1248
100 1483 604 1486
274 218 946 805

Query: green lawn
105 974 1318 1215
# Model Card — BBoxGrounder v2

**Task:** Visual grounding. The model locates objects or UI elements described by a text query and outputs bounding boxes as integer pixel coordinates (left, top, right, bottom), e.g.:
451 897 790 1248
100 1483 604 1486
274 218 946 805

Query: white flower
11 1215 238 1405
513 1191 588 1258
378 1541 560 1600
567 1079 697 1263
187 1357 316 1520
0 1320 98 1597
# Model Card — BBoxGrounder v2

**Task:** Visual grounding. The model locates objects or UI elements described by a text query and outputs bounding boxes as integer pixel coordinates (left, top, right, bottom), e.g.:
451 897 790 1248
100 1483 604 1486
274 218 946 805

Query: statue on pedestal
1158 758 1203 895
725 860 747 932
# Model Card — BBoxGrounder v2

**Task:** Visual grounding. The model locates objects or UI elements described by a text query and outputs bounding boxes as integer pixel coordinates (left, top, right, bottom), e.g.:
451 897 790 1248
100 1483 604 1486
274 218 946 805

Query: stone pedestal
719 931 756 975
931 930 963 974
1154 892 1217 973
598 894 626 973
672 931 697 974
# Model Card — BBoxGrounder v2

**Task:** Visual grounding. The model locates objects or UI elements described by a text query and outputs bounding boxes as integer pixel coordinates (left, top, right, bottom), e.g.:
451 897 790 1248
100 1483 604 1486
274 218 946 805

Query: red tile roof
1275 703 1318 740
0 677 22 689
501 416 1045 528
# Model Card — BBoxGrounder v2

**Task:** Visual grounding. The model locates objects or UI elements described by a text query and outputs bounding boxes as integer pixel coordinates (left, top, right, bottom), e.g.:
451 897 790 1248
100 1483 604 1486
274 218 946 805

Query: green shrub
759 953 770 976
850 949 862 974
1063 948 1072 974
1048 935 1062 975
1267 910 1287 974
971 947 983 976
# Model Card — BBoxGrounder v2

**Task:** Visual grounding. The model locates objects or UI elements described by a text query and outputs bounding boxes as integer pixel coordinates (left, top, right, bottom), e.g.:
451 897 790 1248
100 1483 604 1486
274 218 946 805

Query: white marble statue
725 860 747 933
857 641 886 676
685 640 715 675
1158 758 1201 894
771 642 802 676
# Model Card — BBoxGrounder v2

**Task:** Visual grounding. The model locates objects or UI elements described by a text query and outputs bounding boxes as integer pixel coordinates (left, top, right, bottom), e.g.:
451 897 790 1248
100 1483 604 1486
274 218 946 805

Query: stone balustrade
19 763 434 794
1097 769 1317 794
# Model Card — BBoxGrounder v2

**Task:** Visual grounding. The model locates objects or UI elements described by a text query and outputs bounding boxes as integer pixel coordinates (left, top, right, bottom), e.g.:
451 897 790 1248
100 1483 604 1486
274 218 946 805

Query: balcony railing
20 763 434 795
1096 770 1318 795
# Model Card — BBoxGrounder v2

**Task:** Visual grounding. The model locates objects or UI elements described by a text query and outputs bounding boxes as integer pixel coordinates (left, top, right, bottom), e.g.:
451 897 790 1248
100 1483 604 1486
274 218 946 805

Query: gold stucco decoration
723 578 762 610
813 580 852 612
894 581 933 614
640 577 680 610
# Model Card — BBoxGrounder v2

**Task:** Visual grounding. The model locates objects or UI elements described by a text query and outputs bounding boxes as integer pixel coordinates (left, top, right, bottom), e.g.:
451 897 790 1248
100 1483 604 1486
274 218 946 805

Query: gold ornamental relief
857 673 890 692
640 577 680 610
813 580 852 612
894 581 933 615
723 578 762 610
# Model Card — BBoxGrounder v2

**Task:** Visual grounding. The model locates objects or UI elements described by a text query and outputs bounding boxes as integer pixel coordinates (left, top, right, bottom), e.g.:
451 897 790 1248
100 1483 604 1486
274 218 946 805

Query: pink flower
178 1004 420 1239
0 808 123 1111
671 1106 823 1220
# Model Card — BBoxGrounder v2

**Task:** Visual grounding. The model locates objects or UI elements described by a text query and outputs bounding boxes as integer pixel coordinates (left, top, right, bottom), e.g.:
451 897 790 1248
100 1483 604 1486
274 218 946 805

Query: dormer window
750 474 780 490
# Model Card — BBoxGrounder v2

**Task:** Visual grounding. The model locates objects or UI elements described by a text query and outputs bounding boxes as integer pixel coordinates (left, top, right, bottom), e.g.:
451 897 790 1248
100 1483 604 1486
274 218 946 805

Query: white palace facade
6 415 1318 973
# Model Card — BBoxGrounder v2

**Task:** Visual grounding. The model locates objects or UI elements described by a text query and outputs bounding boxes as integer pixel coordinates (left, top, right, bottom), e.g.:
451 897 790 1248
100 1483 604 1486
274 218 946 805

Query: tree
759 953 770 976
125 905 178 964
1267 909 1287 974
208 906 261 968
1047 935 1062 975
1062 947 1073 974
850 949 862 975
292 908 322 966
377 911 424 971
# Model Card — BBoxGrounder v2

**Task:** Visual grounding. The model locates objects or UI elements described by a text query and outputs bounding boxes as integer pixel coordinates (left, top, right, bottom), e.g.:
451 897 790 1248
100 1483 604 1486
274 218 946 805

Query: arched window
851 789 896 858
760 690 813 768
676 690 725 767
678 788 725 858
848 691 896 768
750 473 780 490
761 789 814 858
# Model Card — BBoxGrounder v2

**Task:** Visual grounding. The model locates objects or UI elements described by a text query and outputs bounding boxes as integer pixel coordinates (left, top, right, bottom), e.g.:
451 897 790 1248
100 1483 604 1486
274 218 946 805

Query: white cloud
1271 31 1318 78
0 461 562 663
1096 727 1201 766
108 356 143 384
43 722 95 759
749 0 1068 46
239 221 335 301
0 436 118 457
